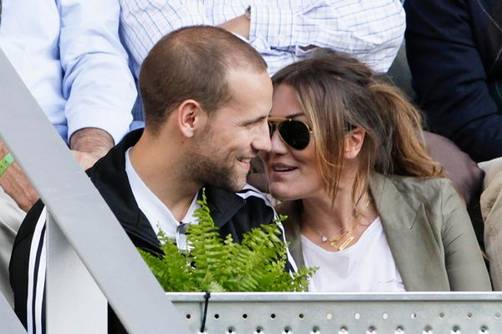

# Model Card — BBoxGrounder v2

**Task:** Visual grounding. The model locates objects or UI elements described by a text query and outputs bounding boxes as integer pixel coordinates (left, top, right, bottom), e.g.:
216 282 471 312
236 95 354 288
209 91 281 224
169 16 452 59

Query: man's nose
252 122 272 152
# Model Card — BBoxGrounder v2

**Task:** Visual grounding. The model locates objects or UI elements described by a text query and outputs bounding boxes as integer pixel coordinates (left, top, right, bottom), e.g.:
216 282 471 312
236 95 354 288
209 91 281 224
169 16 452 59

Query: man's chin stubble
186 153 243 192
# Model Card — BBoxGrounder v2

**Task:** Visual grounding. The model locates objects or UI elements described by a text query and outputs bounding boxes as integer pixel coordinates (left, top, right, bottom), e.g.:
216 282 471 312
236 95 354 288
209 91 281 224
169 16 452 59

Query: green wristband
0 153 14 178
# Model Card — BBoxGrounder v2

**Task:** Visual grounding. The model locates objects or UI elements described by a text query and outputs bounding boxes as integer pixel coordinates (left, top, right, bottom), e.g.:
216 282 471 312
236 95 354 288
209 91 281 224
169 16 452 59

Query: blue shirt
0 0 137 144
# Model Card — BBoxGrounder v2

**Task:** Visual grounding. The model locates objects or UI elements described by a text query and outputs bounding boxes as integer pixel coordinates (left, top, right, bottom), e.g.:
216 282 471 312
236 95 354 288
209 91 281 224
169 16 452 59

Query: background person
0 0 136 306
120 0 406 77
264 51 491 291
405 0 502 163
404 0 502 290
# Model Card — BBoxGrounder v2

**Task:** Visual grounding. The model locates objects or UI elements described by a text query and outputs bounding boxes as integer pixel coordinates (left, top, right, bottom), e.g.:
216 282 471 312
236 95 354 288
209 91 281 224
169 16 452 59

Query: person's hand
0 141 39 212
69 127 114 170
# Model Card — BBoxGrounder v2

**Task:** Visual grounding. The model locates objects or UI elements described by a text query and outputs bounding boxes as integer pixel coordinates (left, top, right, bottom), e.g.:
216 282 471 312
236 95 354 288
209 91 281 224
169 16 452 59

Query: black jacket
405 0 502 162
88 129 278 253
10 129 286 334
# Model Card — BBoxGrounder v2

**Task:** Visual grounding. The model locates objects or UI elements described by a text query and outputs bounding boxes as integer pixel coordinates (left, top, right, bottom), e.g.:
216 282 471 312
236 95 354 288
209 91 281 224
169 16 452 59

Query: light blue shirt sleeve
58 0 136 143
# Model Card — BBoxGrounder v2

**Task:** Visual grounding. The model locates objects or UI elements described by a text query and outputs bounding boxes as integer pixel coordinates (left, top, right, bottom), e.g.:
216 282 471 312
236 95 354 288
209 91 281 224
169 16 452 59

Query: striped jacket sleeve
9 200 47 334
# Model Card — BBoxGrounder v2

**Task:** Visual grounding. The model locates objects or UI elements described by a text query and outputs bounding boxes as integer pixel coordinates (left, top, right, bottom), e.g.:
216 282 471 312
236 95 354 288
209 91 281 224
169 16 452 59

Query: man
0 0 136 306
10 26 292 333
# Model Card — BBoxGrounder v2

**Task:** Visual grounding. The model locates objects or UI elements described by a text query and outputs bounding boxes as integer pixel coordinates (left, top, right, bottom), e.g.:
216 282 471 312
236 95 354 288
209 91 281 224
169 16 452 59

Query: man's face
188 68 273 192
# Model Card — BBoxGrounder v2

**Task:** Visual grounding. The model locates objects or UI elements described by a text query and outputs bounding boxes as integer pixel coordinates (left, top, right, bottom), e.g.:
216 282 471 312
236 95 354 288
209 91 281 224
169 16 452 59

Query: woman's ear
343 127 366 160
176 99 207 138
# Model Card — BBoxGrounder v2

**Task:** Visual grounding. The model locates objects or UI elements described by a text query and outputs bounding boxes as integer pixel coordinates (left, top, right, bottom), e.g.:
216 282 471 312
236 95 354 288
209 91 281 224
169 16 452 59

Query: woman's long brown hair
271 50 444 207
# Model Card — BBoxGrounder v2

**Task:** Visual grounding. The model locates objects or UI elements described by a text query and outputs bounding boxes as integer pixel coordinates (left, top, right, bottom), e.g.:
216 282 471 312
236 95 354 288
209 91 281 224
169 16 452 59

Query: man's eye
242 121 260 128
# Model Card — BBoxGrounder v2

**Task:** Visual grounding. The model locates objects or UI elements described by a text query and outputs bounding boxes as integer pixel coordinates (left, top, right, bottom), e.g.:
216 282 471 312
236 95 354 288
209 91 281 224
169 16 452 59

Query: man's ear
343 127 366 160
176 100 207 138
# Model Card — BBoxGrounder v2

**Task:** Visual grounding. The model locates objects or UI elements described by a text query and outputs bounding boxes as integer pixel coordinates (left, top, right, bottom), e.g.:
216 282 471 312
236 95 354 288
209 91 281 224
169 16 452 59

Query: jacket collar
203 187 245 228
282 172 450 291
279 201 304 269
369 172 449 290
87 129 246 250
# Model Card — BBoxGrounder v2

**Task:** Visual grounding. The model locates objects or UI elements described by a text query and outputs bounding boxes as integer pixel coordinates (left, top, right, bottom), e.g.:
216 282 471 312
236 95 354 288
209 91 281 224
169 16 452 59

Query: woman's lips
269 163 298 180
271 163 297 172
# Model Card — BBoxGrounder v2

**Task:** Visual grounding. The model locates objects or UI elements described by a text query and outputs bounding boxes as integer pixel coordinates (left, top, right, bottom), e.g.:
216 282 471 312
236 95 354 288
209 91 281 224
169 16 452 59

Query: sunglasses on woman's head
267 117 313 150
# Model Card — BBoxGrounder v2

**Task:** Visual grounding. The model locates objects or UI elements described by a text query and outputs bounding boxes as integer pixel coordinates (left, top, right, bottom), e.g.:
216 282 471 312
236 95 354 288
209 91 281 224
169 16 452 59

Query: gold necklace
305 194 374 251
312 226 356 251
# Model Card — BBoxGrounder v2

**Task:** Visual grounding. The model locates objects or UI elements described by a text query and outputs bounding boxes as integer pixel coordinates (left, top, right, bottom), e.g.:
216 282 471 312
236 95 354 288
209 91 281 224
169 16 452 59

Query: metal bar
0 291 26 334
0 47 189 334
46 214 107 333
167 292 502 302
168 293 502 334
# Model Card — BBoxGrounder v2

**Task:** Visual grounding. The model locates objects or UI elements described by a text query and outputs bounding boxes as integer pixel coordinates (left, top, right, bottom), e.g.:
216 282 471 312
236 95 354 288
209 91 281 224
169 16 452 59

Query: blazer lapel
279 202 306 269
369 173 450 291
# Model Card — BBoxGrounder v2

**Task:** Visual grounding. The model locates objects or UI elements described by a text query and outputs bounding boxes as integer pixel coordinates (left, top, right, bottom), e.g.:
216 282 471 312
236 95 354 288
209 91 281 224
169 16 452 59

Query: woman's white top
301 217 405 292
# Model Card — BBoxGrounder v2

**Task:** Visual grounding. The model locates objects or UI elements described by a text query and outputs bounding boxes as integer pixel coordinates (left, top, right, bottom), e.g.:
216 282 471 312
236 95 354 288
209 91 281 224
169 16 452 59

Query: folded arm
59 0 136 161
405 0 502 162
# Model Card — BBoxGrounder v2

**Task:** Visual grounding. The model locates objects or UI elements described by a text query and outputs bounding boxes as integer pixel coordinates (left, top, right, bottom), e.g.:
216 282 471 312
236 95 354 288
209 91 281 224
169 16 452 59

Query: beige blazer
281 173 492 291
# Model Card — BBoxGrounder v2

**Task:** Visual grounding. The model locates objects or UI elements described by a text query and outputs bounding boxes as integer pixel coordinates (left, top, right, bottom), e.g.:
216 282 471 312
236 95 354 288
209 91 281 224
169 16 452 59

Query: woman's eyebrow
288 112 305 119
268 112 304 118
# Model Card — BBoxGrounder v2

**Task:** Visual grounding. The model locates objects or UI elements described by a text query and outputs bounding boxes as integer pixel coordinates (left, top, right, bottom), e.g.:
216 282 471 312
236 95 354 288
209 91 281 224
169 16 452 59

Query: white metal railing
170 292 502 333
0 47 189 333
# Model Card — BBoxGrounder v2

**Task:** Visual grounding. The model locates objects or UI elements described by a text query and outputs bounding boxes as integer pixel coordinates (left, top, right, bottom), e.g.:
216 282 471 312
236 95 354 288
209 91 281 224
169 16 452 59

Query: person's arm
405 0 502 162
69 128 114 170
58 0 136 167
219 13 250 40
247 0 405 73
441 181 492 291
0 141 38 212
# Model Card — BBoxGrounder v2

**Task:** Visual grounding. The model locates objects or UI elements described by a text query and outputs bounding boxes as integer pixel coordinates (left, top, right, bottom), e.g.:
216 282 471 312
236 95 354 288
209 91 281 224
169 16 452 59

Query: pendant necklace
316 227 356 251
306 195 373 251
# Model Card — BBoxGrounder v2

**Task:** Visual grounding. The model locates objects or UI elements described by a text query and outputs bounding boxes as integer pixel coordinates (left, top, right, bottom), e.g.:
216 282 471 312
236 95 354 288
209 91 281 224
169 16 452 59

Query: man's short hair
139 25 268 133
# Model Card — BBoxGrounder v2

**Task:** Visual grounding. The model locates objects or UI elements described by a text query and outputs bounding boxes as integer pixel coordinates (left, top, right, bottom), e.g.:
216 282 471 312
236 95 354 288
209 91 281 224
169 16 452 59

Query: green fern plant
140 192 314 292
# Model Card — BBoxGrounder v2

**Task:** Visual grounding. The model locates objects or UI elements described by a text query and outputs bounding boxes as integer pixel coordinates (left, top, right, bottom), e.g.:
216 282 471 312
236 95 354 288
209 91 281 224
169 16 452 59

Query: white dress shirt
125 148 200 251
120 0 406 77
0 0 136 143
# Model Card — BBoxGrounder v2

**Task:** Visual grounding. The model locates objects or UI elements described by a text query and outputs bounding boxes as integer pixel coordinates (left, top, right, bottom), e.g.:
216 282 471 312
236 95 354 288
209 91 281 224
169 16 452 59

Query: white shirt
0 0 136 143
301 218 405 292
125 148 200 250
120 0 406 77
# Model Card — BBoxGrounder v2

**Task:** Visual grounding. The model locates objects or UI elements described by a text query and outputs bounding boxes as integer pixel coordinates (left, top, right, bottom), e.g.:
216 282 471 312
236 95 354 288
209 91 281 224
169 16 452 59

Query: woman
264 51 491 291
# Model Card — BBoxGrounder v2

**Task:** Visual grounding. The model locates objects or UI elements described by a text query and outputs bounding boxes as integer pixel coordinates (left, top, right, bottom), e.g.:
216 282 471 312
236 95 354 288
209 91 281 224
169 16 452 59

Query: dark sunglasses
268 117 313 150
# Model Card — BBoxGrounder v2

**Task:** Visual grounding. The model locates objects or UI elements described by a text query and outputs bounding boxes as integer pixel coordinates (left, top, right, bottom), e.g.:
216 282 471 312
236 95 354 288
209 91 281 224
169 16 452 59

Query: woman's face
263 84 326 201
